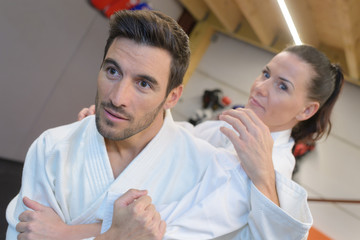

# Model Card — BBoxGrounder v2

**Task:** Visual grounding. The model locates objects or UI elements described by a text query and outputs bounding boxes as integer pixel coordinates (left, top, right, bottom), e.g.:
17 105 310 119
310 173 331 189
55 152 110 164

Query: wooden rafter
204 0 243 32
233 0 282 46
286 0 319 46
179 0 209 21
335 0 360 79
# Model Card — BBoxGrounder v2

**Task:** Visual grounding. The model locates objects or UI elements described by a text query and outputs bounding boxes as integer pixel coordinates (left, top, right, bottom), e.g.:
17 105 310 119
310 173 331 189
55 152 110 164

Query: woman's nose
254 80 269 97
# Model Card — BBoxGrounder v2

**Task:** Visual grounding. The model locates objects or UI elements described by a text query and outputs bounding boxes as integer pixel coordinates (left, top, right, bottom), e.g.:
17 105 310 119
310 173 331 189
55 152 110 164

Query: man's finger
130 195 152 212
18 210 33 222
15 222 27 233
115 189 148 207
23 197 44 211
159 220 167 236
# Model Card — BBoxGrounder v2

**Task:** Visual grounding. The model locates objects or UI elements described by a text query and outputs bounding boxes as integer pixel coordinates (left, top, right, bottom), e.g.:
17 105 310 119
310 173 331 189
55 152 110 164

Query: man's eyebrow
102 58 121 70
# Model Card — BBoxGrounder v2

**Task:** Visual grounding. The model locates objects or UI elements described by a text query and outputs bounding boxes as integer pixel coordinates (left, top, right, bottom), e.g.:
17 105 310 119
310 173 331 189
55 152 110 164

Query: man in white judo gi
6 10 312 240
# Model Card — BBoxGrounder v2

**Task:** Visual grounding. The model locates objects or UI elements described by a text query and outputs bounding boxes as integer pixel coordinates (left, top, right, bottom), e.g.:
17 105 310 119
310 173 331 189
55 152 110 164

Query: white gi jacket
6 111 312 240
178 120 295 179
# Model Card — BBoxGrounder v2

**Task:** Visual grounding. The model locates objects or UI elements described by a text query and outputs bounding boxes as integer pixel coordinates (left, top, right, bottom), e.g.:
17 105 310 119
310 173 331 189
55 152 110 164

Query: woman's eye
263 71 270 78
279 83 288 91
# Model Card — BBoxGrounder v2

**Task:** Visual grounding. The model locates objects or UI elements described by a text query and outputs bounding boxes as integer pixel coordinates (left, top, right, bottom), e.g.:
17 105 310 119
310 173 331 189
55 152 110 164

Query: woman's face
246 51 318 132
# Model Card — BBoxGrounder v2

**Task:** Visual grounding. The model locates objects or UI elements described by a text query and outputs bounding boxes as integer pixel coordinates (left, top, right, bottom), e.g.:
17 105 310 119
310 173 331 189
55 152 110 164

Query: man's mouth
104 108 130 121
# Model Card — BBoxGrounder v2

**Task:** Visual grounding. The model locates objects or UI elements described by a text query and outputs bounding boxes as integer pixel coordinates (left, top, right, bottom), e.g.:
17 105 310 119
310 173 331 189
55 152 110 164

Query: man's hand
78 104 96 121
16 197 100 240
97 189 166 240
219 108 279 206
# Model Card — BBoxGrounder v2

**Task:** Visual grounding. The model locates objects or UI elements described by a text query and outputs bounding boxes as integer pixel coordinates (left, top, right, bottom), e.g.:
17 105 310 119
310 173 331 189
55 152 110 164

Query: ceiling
179 0 360 86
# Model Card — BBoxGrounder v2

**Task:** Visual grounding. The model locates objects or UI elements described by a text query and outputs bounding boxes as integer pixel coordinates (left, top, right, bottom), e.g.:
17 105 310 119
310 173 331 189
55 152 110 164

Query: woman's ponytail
285 45 344 144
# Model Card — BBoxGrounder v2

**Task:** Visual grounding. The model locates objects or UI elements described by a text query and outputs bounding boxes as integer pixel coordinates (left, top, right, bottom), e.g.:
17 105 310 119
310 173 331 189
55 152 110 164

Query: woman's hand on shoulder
219 108 279 206
78 105 96 121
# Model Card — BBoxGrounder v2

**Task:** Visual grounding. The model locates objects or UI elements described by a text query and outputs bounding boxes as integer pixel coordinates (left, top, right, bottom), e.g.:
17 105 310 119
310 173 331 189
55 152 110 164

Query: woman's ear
163 85 183 110
296 101 320 121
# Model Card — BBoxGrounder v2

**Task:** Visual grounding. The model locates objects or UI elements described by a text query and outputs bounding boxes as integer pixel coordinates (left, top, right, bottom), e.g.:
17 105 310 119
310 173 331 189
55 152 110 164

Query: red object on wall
90 0 117 10
104 0 141 17
221 96 232 106
90 0 142 18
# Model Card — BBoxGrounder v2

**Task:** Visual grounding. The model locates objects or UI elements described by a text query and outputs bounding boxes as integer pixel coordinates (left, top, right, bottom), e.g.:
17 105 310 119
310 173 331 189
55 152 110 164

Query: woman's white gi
178 120 296 179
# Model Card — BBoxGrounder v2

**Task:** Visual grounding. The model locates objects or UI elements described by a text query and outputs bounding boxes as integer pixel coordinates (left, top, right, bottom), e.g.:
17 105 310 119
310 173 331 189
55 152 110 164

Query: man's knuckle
128 188 136 194
27 222 35 231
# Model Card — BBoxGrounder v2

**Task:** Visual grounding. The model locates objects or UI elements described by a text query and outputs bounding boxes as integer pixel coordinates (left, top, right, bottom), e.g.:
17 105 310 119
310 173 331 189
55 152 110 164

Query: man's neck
105 113 165 178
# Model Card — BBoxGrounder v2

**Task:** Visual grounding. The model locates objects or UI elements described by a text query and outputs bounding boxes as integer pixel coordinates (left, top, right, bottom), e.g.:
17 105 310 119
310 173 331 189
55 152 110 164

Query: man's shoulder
172 122 237 161
40 115 96 145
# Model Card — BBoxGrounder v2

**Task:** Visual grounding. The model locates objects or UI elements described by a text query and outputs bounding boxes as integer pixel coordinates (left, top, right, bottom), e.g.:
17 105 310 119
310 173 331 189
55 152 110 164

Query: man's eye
105 67 121 80
138 80 150 89
108 67 118 75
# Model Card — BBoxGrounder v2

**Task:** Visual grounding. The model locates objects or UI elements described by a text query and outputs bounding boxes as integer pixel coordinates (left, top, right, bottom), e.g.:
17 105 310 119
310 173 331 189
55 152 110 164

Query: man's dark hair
103 10 190 95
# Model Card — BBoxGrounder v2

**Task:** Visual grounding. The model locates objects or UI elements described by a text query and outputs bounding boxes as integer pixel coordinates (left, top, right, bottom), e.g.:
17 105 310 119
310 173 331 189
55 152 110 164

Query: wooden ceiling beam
286 0 319 46
335 0 360 79
233 0 281 46
183 19 215 85
203 0 243 33
179 0 209 21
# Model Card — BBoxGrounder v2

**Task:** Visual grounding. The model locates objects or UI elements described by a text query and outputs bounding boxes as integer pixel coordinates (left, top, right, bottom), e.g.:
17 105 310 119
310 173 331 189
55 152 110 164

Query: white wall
0 0 183 162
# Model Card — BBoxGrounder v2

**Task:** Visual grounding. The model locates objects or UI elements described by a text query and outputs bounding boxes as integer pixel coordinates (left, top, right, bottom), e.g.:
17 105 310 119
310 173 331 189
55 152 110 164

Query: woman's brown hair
285 45 344 144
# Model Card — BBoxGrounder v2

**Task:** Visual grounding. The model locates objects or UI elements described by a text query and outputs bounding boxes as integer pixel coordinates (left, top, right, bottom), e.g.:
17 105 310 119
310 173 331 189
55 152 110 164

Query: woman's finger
220 126 245 154
219 113 248 140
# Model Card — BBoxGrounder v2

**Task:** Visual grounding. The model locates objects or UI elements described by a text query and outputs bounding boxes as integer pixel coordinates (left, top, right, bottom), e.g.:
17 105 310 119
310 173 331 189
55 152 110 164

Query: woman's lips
249 97 265 111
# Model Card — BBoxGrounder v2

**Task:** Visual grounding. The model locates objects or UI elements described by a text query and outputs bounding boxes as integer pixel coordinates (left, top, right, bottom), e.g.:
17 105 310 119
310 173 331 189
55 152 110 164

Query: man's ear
164 85 183 110
296 101 320 121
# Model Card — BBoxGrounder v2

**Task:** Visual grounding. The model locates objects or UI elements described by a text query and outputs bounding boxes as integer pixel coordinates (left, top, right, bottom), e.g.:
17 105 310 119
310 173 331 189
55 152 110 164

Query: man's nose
109 79 132 107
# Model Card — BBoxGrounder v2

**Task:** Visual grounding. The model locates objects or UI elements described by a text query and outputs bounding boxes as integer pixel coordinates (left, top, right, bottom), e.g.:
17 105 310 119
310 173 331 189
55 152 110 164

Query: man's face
95 38 172 141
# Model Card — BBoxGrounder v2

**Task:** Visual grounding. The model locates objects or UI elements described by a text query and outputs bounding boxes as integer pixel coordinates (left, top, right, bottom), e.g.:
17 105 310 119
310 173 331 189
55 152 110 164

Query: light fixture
277 0 302 45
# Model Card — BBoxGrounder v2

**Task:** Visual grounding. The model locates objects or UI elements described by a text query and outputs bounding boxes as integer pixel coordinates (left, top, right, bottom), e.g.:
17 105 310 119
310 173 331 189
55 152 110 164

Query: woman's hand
16 197 101 240
219 108 279 206
78 104 96 121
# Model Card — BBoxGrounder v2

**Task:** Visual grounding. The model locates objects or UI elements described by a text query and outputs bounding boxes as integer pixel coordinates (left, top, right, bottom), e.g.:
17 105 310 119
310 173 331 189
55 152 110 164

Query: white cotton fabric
177 120 296 179
6 111 311 240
